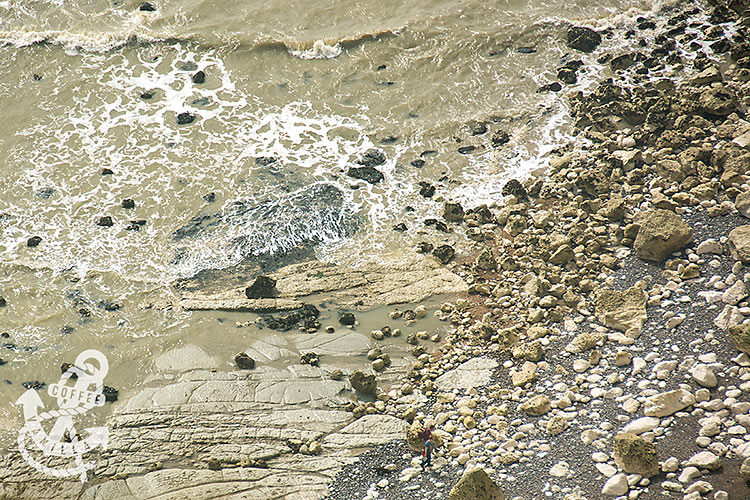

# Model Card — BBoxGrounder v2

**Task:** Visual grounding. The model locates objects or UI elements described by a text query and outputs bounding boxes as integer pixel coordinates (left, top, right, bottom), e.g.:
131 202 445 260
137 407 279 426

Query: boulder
339 312 356 326
729 323 750 354
567 27 601 53
633 209 693 261
475 248 497 271
449 467 506 500
245 276 278 299
520 395 551 416
699 85 738 116
234 352 255 370
347 166 384 184
729 225 750 263
735 191 750 218
433 245 455 264
356 148 386 167
443 201 465 222
644 389 695 417
613 432 659 477
502 179 527 200
349 371 377 395
594 285 647 336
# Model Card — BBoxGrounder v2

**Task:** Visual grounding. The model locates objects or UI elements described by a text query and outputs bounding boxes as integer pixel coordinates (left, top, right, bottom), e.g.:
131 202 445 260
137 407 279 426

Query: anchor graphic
15 349 110 482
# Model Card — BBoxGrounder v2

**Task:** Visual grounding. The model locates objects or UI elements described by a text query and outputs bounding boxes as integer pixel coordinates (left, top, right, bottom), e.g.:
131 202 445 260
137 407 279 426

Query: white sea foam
286 39 343 60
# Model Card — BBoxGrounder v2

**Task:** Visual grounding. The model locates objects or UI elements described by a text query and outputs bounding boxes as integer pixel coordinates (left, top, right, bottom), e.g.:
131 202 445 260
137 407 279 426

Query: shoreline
2 0 750 499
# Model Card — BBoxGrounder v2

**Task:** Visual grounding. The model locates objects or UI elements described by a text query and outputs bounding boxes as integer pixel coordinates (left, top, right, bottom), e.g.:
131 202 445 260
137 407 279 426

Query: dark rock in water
0 359 7 367
339 312 356 326
22 381 45 390
393 223 407 232
567 26 602 53
410 159 425 168
466 204 493 224
192 71 205 84
98 301 121 311
349 370 376 395
470 122 488 135
457 145 476 154
33 73 42 81
710 5 737 24
611 53 637 71
78 308 91 317
416 242 433 254
255 156 277 166
202 192 215 203
96 216 113 227
356 148 386 167
433 244 455 264
710 38 731 54
1 333 9 338
192 97 210 106
380 135 398 144
101 168 114 175
121 199 135 209
261 303 319 331
347 166 384 184
491 131 510 147
516 46 537 54
420 150 437 157
26 236 42 247
300 352 319 366
418 182 435 198
376 64 386 71
245 276 277 299
557 67 577 84
424 219 449 232
140 91 154 100
102 386 118 403
176 112 195 125
564 60 584 70
138 2 156 11
502 179 527 200
443 201 464 222
59 325 74 335
638 20 656 30
36 188 55 199
234 352 256 369
0 297 6 307
126 220 147 231
537 82 563 93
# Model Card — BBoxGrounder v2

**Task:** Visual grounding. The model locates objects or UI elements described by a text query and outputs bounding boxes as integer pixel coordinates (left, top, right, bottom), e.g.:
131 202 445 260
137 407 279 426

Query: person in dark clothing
422 437 432 467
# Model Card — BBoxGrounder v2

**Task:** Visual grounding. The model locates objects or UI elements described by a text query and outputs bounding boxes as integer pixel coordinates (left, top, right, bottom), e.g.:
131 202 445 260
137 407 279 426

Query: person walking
421 425 432 467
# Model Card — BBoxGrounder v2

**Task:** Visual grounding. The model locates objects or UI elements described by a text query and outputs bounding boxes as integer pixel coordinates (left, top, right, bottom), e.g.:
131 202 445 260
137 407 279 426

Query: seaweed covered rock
449 467 506 500
613 432 659 477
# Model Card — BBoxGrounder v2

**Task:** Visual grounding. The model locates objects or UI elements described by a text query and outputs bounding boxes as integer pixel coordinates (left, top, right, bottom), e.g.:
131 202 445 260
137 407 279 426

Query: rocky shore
3 1 750 500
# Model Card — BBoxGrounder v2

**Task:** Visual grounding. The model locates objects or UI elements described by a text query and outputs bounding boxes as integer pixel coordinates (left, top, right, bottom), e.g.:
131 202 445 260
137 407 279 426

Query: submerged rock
138 2 156 11
449 467 506 500
339 312 356 326
26 236 42 247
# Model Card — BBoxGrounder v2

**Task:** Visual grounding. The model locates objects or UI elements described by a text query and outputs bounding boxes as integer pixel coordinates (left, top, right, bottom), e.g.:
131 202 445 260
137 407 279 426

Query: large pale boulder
613 433 659 477
633 209 693 261
449 468 506 500
644 389 695 417
729 225 750 263
594 285 647 336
